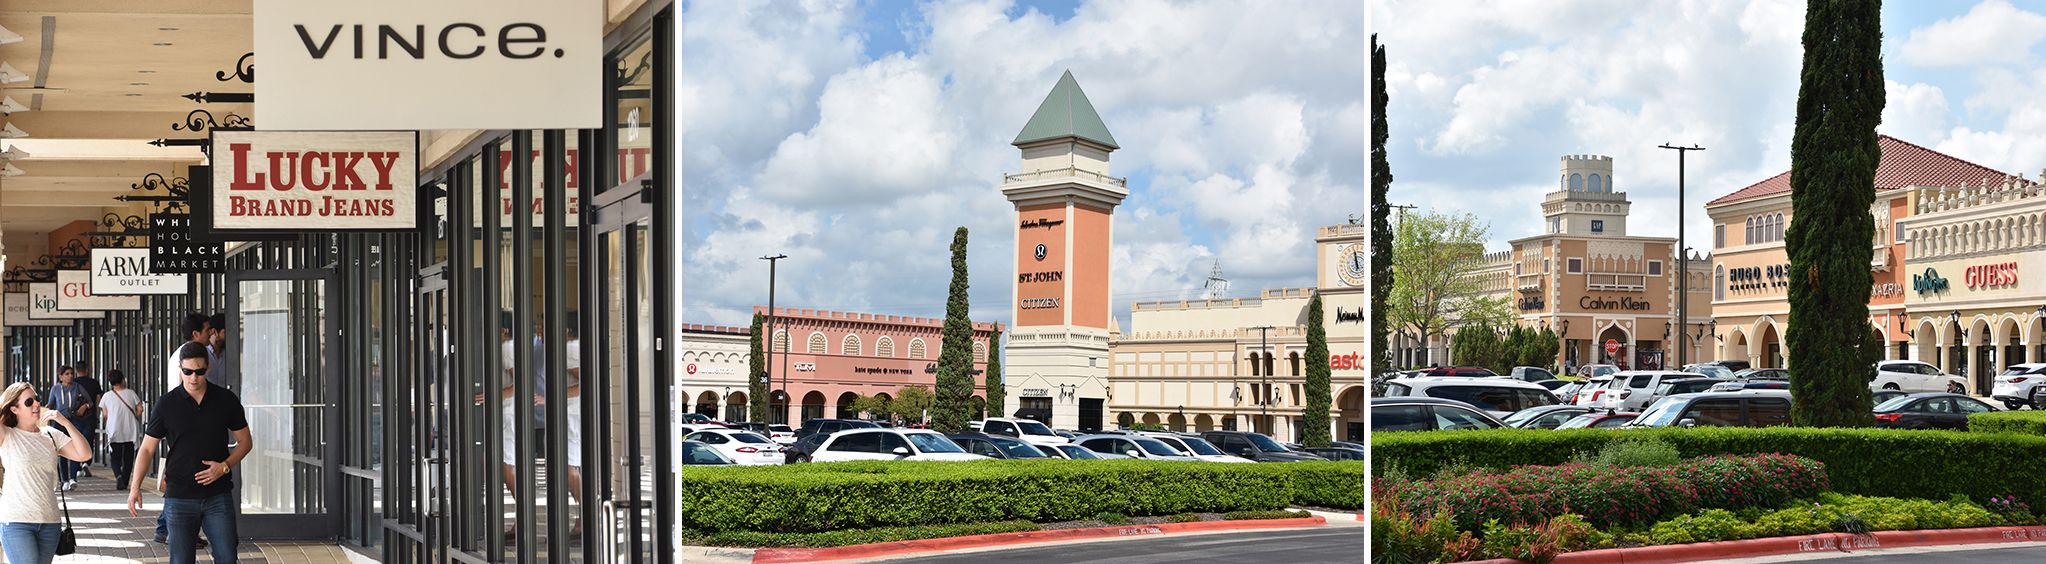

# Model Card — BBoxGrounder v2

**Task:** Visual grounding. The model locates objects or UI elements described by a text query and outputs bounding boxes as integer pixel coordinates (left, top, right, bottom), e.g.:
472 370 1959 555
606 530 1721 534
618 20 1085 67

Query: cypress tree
934 227 975 432
748 312 768 423
1371 34 1396 378
1302 293 1333 447
1786 0 1884 427
984 329 1005 420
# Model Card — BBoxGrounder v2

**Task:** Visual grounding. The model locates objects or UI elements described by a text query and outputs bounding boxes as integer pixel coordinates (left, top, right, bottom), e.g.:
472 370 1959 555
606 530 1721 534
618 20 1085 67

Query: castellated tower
1541 154 1631 237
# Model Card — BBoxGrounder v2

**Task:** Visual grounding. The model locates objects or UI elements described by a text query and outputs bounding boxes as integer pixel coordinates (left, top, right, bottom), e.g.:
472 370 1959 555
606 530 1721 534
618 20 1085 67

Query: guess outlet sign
90 248 189 295
25 284 102 320
211 131 419 232
56 270 141 311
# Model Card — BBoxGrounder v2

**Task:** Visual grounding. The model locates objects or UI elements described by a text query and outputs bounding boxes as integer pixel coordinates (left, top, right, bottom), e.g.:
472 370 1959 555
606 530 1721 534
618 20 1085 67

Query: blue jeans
0 522 61 564
163 493 237 564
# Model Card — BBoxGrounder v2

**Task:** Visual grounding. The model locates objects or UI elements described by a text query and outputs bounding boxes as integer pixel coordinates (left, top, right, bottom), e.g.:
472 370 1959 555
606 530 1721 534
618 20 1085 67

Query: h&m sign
90 248 189 295
209 131 419 232
255 0 602 130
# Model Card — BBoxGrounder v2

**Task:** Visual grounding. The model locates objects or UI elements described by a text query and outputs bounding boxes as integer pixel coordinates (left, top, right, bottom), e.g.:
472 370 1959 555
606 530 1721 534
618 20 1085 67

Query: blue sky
680 0 1365 328
1369 0 2046 252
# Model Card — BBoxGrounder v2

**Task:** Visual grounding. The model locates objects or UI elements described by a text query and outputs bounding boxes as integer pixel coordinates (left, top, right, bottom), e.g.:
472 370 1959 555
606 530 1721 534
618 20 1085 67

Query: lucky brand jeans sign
210 130 420 232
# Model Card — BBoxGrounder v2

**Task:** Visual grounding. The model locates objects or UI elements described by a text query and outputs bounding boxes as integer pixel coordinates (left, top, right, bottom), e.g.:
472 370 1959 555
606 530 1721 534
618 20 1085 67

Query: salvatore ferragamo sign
210 131 419 232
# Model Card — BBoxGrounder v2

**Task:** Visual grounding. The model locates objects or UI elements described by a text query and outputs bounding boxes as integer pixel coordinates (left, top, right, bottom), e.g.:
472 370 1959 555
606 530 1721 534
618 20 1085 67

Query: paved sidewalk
44 470 367 563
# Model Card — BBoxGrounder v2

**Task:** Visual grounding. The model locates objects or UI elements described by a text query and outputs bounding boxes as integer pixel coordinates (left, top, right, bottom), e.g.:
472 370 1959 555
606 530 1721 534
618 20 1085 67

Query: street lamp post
1950 311 1967 379
1659 143 1705 368
1254 325 1275 434
761 253 787 424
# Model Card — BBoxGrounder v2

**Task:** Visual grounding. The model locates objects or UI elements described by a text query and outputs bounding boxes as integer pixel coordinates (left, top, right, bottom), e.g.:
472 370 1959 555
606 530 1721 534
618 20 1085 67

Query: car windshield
2001 367 2031 376
683 442 731 464
1874 396 1916 412
1130 438 1184 457
1175 436 1225 456
1632 400 1686 427
1555 414 1600 429
1058 445 1101 459
729 432 773 444
905 432 965 453
990 437 1048 458
1242 433 1288 452
1502 407 1551 427
1592 366 1617 377
1016 420 1057 436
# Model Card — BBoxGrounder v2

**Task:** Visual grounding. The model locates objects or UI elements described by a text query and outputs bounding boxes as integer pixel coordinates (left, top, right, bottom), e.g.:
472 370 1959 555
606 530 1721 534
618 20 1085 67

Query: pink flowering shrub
1383 454 1827 531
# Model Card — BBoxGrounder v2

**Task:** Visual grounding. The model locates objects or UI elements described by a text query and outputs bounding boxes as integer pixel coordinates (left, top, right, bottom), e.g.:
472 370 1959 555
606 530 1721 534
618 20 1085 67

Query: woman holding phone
0 381 95 564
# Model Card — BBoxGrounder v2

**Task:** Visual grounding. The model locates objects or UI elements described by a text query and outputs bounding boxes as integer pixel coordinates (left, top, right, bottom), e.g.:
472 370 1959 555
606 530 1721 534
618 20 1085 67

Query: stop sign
1604 339 1620 355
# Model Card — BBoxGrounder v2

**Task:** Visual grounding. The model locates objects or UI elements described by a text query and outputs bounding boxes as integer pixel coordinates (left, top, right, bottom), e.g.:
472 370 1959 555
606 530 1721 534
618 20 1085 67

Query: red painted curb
752 516 1329 563
1458 525 2046 564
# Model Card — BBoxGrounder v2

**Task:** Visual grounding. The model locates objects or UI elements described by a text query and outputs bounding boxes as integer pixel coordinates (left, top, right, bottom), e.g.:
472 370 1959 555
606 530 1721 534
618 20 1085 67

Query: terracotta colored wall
1070 204 1112 329
1015 203 1067 327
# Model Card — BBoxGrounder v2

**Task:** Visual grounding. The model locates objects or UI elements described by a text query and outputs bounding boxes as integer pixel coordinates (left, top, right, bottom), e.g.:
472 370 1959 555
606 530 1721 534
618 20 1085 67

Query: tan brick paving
44 471 369 563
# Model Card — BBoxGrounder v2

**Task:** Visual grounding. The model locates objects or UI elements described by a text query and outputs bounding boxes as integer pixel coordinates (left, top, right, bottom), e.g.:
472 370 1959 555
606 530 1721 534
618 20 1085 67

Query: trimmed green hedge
1372 427 2046 508
1971 410 2046 436
682 459 1361 533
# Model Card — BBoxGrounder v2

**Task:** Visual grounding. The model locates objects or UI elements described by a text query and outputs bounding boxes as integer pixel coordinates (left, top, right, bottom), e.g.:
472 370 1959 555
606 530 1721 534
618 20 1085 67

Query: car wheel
2006 401 2026 411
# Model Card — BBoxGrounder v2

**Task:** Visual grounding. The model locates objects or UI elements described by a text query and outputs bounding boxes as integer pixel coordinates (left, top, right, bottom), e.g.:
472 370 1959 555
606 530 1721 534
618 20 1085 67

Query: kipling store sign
211 131 419 232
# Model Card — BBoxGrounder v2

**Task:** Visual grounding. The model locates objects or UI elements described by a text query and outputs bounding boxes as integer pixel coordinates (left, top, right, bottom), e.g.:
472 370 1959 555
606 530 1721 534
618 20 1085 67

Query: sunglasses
18 396 38 408
181 367 209 376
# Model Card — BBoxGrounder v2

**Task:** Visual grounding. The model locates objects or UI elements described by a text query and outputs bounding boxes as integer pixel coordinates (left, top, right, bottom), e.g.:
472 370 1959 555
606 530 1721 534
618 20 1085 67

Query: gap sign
90 248 188 295
211 131 419 231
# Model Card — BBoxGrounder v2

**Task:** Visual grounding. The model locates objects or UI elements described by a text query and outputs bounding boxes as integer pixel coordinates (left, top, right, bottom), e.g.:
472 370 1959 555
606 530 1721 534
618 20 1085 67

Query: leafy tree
1371 34 1395 377
1302 293 1333 447
891 386 936 426
1389 211 1493 367
1117 412 1136 429
1530 328 1562 371
1786 0 1883 428
1450 323 1505 372
933 227 976 432
853 394 892 422
748 312 768 423
984 329 1005 420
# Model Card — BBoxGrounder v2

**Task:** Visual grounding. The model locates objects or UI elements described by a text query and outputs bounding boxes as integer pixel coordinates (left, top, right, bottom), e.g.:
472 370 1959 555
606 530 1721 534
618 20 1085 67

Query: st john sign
90 248 189 295
210 130 419 232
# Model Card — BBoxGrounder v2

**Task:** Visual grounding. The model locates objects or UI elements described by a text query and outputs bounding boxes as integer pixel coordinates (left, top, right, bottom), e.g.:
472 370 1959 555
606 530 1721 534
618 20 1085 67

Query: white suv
979 418 1070 446
1382 377 1559 419
1872 360 1968 394
810 429 988 462
1600 371 1707 411
1991 363 2046 410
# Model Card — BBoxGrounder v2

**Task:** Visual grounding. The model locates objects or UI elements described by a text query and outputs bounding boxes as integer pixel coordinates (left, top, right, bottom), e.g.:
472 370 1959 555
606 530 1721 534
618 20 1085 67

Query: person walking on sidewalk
0 382 96 564
46 366 88 491
154 312 216 548
128 342 251 564
69 364 102 479
98 370 143 491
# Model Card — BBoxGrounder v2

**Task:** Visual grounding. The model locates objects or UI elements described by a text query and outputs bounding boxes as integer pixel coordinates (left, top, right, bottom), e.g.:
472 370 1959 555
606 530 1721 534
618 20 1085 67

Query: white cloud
1878 80 1952 146
1899 0 2046 67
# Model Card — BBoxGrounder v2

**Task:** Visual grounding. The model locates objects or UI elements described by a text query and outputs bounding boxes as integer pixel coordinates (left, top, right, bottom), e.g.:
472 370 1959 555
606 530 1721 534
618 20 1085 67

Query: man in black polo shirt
127 342 251 564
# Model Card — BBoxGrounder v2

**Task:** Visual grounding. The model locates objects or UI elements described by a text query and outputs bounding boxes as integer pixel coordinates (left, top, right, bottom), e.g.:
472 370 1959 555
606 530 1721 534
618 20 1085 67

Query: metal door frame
226 267 343 539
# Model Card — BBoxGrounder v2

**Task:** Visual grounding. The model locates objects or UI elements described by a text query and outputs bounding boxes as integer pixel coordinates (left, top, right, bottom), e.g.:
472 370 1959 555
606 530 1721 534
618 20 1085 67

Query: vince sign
211 131 418 231
56 270 141 311
91 248 189 295
255 0 602 130
25 284 102 320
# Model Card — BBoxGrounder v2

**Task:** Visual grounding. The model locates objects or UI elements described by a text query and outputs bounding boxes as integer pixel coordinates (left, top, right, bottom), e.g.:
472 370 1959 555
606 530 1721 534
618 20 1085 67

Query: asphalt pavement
869 527 1364 563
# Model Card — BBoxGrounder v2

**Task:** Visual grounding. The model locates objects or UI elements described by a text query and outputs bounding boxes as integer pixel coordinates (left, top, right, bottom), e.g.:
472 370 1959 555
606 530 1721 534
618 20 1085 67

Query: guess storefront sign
90 248 189 295
55 270 141 311
1964 262 2018 289
210 131 419 232
24 284 102 320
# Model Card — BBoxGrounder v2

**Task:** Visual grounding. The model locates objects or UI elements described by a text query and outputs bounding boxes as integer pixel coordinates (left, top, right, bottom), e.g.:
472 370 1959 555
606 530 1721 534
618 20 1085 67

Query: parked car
1574 364 1620 380
1681 363 1736 380
1508 366 1558 382
1873 393 1998 430
978 417 1071 446
1501 405 1592 430
679 413 726 426
1370 397 1507 432
1710 380 1789 392
1695 359 1752 372
945 432 1052 459
795 418 881 439
1654 377 1728 400
1871 360 1969 393
1601 371 1708 411
1036 443 1104 460
1138 432 1254 463
1555 411 1639 429
1572 375 1619 407
1991 363 2046 410
682 429 784 466
1074 434 1201 461
1199 430 1328 462
1871 389 1909 406
811 429 988 462
1731 368 1790 381
1304 447 1364 461
783 432 834 464
681 440 736 465
1381 376 1558 418
731 422 797 445
1331 440 1366 450
1554 381 1589 403
1625 390 1793 428
1416 366 1501 378
1531 379 1573 392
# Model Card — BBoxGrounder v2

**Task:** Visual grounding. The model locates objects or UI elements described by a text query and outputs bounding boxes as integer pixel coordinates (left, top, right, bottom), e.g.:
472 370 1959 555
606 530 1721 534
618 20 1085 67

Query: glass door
594 212 654 563
229 271 341 539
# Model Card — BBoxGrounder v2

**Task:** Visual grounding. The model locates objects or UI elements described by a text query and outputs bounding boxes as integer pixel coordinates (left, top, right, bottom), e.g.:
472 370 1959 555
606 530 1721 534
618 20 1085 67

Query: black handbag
55 433 76 555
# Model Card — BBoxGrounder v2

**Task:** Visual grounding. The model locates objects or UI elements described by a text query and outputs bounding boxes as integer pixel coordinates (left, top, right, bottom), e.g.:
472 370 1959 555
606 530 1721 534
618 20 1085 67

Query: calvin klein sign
256 1 601 130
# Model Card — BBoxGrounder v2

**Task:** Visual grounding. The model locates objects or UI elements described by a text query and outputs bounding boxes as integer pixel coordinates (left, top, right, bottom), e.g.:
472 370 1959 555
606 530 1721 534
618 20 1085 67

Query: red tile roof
1706 135 2021 207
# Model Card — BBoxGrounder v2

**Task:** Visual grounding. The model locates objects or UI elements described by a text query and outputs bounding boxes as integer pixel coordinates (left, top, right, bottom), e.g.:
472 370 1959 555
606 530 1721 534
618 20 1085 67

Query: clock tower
1002 71 1126 431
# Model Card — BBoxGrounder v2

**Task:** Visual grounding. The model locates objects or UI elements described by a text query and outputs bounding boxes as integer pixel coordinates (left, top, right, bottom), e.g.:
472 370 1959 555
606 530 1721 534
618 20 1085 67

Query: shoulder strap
53 432 72 526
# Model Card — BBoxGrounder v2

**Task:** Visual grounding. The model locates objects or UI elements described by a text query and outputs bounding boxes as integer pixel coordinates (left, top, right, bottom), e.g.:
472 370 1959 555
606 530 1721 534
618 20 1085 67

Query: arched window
973 342 987 363
1288 352 1302 375
1773 213 1784 241
772 330 789 353
1570 173 1583 191
1588 174 1603 192
1714 265 1725 301
877 336 895 358
807 332 827 354
909 338 928 359
842 334 861 356
1745 217 1755 244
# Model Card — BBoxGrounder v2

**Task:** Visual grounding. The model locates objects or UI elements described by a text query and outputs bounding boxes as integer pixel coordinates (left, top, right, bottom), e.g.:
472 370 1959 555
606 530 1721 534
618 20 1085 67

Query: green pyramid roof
1012 70 1118 149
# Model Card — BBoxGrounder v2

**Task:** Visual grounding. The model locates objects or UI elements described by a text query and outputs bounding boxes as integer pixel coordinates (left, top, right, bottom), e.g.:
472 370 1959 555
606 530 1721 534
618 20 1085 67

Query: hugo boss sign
211 131 419 232
255 1 602 130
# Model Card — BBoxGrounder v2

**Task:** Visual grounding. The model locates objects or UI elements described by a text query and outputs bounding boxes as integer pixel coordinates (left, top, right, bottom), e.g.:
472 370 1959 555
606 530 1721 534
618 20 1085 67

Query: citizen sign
255 1 600 130
212 131 418 231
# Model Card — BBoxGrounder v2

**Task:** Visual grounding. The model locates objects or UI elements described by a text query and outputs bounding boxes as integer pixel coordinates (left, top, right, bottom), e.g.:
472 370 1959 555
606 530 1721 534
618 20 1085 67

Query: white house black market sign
1579 296 1650 311
209 130 419 232
90 248 189 295
150 213 223 273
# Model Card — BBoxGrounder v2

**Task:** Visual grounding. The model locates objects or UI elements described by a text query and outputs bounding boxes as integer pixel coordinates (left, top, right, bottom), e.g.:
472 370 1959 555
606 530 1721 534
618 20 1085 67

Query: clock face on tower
1336 243 1366 287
